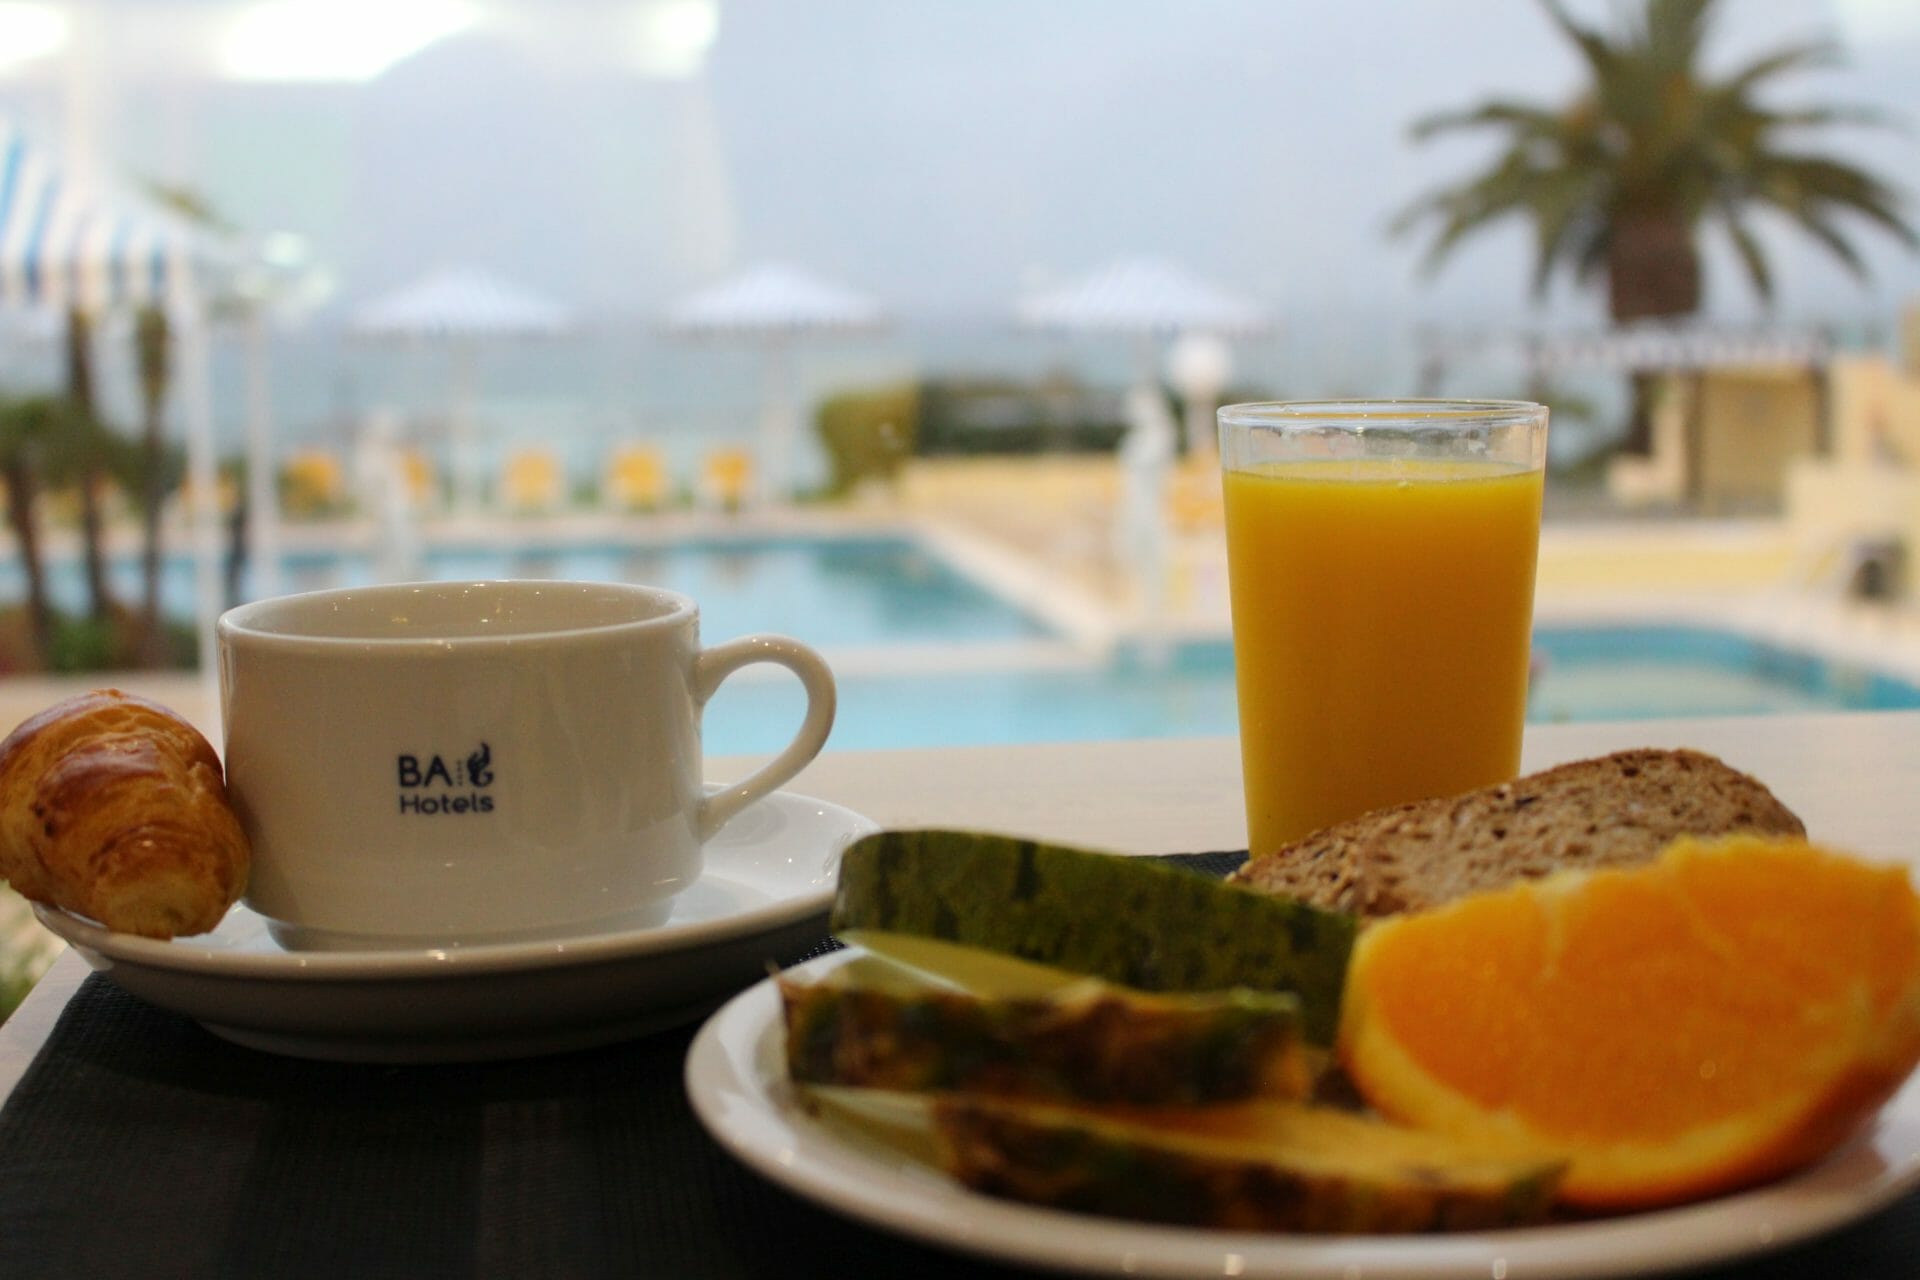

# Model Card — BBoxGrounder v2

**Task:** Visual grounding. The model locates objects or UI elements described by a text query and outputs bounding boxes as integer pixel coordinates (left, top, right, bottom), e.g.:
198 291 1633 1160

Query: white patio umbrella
1017 257 1270 453
666 264 885 503
0 119 237 675
350 267 574 510
1016 257 1268 338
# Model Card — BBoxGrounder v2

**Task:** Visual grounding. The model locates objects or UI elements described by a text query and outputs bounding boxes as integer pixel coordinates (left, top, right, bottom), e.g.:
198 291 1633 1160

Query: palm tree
134 182 245 657
62 307 119 618
1395 0 1917 453
0 395 61 665
133 304 172 664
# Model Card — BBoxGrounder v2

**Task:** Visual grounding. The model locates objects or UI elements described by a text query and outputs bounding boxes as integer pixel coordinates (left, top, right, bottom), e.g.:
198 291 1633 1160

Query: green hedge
915 376 1128 455
815 384 919 497
815 376 1282 490
0 605 198 675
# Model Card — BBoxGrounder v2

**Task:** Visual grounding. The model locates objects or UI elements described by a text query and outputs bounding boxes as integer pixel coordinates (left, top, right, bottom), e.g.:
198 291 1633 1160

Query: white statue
1118 384 1177 659
356 409 425 584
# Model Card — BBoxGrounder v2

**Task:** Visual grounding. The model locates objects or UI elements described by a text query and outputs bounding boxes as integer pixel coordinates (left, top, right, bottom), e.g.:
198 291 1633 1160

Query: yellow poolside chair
700 447 755 513
1165 451 1223 533
500 448 566 513
605 444 670 511
280 449 348 517
42 473 129 527
174 470 241 520
401 449 440 509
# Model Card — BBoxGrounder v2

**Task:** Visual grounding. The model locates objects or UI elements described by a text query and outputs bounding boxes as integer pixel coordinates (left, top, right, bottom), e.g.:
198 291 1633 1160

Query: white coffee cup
216 579 836 950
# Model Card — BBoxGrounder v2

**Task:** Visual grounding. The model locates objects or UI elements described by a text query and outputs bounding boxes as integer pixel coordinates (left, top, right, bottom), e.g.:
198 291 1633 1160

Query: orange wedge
1337 835 1920 1209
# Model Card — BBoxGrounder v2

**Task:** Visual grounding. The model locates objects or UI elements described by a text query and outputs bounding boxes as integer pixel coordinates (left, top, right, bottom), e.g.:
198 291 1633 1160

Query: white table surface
4 710 1916 1102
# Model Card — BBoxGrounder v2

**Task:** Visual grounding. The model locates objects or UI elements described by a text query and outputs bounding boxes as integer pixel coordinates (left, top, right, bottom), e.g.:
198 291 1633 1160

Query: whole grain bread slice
1227 748 1804 919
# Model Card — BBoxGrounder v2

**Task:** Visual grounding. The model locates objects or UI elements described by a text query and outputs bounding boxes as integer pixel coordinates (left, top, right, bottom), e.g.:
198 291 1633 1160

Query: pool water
9 537 1918 752
705 624 1920 755
1527 625 1920 723
8 536 1052 651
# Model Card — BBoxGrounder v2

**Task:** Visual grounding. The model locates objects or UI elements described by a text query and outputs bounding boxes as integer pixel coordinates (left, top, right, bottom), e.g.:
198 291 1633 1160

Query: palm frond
1749 104 1904 133
1404 182 1533 275
1396 161 1541 270
1716 206 1775 301
1719 39 1840 97
1573 228 1612 285
1538 0 1616 83
140 180 235 235
1409 101 1568 142
1645 0 1716 72
1531 203 1605 299
1779 208 1871 277
1749 153 1920 246
1397 148 1613 298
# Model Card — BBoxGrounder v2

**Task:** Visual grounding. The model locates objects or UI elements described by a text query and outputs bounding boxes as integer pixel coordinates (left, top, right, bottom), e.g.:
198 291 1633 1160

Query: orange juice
1223 457 1543 850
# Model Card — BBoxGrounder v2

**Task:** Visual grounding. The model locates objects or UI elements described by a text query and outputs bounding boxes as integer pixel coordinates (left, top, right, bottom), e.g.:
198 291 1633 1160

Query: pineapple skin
781 979 1310 1106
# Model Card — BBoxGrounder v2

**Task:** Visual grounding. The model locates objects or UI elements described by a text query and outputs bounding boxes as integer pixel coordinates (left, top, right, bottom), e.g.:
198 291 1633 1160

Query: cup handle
693 634 838 841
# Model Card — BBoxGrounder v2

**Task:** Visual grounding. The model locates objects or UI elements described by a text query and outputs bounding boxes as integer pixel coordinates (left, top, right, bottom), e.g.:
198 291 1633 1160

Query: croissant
0 688 250 938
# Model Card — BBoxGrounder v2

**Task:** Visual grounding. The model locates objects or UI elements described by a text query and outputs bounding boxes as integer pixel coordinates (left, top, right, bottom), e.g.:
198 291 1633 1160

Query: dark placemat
0 850 1915 1280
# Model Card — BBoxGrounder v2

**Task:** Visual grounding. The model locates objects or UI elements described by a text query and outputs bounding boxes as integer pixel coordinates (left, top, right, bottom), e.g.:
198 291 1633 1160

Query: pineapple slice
783 946 1310 1106
935 1094 1566 1233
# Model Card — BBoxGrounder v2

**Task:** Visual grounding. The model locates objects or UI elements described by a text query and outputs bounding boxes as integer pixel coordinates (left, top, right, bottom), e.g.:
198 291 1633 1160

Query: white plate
36 791 876 1063
685 949 1920 1280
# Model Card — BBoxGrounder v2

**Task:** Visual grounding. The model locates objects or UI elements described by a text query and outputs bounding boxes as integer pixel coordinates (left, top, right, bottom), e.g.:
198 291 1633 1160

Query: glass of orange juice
1218 400 1548 852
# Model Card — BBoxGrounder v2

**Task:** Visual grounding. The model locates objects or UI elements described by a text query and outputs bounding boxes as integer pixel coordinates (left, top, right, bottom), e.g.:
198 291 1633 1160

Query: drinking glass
1217 399 1548 851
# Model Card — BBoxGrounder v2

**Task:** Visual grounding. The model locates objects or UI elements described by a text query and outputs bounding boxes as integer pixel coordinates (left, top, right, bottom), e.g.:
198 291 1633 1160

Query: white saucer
34 790 876 1063
686 948 1920 1280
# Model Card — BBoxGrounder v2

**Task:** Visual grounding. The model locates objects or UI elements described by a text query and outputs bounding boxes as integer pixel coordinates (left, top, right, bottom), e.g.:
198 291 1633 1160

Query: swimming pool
8 538 1918 751
704 623 1920 755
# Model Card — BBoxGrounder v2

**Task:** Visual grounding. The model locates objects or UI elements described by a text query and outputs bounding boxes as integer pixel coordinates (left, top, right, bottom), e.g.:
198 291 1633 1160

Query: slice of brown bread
1227 748 1804 919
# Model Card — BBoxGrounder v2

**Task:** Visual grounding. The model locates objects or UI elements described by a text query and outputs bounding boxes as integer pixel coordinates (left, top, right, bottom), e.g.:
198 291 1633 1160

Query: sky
4 0 1920 332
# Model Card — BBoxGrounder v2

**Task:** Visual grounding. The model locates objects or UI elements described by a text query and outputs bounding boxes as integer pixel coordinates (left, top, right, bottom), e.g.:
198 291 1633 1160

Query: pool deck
897 458 1920 684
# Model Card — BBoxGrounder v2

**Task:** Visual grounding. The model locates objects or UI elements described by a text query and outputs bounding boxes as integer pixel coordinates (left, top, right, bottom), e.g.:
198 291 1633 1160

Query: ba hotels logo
396 742 495 815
